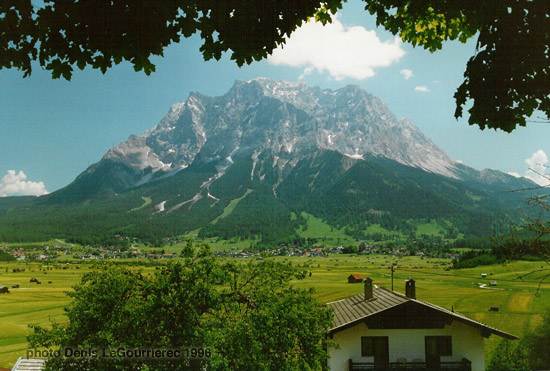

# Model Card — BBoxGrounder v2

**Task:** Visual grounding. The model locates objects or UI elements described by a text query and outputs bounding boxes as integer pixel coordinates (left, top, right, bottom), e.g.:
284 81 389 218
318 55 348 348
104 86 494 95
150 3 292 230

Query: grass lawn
0 256 548 369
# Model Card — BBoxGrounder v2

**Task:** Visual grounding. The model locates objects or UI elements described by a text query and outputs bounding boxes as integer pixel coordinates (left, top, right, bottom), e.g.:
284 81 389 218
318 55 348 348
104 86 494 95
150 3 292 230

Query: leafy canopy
2 0 549 131
28 241 333 370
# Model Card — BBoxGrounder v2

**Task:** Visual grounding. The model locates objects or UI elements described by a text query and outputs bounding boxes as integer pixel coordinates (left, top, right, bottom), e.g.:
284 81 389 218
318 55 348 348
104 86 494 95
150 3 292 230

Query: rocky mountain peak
102 79 458 189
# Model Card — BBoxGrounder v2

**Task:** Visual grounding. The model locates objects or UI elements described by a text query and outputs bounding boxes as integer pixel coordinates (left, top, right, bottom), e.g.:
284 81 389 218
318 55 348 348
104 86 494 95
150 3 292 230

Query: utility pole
391 264 395 291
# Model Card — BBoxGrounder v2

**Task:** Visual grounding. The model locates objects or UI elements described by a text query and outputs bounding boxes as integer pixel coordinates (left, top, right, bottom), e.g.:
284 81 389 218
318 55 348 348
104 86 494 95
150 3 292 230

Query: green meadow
0 263 81 367
0 256 549 369
296 212 358 245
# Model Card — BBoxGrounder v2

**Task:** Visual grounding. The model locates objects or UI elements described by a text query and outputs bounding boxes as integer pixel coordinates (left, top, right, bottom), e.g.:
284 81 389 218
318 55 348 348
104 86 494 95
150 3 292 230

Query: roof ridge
325 297 348 305
328 287 518 340
375 286 410 299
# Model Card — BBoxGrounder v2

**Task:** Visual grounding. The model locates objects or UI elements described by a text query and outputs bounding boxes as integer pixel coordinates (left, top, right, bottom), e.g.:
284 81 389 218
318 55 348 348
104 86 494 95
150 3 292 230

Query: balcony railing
348 358 472 371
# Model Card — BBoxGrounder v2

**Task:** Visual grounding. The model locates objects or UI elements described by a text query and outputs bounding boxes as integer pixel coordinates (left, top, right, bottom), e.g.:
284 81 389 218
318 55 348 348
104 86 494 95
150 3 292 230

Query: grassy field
211 189 254 224
0 262 164 367
128 196 152 213
413 219 446 236
0 263 81 366
296 212 358 246
0 256 548 368
180 236 261 252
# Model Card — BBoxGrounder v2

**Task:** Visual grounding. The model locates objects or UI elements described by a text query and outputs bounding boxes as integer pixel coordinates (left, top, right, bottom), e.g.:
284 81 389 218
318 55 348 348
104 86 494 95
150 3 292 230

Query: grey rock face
103 78 458 188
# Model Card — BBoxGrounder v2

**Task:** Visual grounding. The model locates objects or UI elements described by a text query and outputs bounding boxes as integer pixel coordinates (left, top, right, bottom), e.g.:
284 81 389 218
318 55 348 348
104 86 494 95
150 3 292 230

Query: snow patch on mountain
154 201 166 213
345 153 364 160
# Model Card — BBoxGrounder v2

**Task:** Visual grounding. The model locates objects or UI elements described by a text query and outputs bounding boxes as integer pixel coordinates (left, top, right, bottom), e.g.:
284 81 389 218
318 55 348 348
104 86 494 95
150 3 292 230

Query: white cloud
508 172 521 178
400 69 414 79
414 86 429 92
0 170 49 197
268 17 405 80
524 150 550 186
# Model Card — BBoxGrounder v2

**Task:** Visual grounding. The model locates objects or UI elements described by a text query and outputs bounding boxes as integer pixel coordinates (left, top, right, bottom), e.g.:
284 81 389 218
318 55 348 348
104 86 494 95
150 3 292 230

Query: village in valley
1 234 461 262
0 200 545 371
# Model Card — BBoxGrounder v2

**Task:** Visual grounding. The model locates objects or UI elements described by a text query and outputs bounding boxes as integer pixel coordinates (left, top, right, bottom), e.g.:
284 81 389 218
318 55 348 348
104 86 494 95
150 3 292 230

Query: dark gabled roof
329 287 407 331
327 287 518 340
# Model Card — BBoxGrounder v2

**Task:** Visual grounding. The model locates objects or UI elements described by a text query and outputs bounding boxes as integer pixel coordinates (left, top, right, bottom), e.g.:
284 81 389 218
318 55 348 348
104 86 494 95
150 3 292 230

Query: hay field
0 262 156 367
0 256 548 369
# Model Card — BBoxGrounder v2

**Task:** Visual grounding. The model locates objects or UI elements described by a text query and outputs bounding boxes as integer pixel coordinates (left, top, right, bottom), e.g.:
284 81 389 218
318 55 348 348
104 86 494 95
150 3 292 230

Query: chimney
364 277 373 300
405 279 416 299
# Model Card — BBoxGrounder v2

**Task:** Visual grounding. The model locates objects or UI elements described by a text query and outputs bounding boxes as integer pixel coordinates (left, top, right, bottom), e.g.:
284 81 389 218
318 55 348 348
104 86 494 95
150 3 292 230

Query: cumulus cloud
0 170 49 197
268 17 405 80
414 86 429 92
524 150 550 186
400 69 414 79
508 172 521 178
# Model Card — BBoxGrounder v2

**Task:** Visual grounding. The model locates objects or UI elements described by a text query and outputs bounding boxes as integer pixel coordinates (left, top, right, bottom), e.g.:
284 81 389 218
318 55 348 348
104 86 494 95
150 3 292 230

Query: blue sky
1 0 550 195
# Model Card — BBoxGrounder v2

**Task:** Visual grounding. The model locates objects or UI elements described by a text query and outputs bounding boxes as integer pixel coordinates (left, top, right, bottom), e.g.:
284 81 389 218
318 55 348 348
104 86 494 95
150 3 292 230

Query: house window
425 336 452 356
361 336 389 357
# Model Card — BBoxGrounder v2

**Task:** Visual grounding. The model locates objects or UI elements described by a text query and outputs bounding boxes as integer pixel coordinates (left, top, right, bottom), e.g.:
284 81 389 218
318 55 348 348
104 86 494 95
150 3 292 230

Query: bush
488 310 550 370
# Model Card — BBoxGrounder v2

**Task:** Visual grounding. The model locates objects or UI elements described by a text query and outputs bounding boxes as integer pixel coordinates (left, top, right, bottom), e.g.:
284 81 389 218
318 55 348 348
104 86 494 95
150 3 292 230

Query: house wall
328 320 485 371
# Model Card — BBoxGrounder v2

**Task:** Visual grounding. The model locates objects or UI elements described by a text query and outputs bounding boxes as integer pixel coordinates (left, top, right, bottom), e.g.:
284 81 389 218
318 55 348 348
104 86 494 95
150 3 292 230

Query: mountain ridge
0 79 540 246
101 78 459 193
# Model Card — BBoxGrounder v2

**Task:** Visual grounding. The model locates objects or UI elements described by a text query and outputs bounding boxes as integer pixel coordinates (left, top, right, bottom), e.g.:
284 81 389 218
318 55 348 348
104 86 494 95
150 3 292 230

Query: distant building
327 279 517 371
348 274 363 283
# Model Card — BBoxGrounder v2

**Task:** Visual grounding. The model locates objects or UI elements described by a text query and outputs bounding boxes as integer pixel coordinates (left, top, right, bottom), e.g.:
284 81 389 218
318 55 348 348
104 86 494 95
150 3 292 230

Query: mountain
98 78 457 193
0 79 540 246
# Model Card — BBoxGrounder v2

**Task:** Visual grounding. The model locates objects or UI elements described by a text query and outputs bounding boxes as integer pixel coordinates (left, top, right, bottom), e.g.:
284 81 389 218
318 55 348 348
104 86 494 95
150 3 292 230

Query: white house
327 278 517 371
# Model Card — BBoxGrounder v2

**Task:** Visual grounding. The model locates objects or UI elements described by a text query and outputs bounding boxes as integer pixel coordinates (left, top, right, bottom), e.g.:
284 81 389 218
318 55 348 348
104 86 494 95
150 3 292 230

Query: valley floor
0 255 548 369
